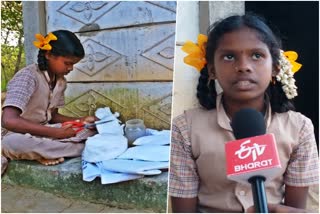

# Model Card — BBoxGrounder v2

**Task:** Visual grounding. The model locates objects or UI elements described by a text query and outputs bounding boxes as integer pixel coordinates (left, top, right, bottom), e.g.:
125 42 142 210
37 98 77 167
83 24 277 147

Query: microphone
225 108 281 213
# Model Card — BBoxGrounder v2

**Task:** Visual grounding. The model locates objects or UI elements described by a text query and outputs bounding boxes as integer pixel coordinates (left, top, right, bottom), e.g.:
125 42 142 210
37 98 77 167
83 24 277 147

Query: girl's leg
2 133 84 165
36 157 65 166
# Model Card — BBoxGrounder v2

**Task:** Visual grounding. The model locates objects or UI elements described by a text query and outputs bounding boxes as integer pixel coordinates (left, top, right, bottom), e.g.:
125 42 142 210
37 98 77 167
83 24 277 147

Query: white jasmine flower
276 50 298 99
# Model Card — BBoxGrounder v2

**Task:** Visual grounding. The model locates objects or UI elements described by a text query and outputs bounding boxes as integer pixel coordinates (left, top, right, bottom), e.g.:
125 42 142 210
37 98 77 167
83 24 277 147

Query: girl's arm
283 117 319 209
171 197 198 213
247 203 310 213
284 185 309 209
2 106 76 139
50 108 97 124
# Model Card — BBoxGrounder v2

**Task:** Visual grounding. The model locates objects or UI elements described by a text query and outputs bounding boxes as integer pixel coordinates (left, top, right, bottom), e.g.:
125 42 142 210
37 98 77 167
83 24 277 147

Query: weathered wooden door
46 1 176 129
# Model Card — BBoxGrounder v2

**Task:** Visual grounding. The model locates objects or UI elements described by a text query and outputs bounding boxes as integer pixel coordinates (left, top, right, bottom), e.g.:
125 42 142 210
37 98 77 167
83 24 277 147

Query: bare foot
37 157 64 166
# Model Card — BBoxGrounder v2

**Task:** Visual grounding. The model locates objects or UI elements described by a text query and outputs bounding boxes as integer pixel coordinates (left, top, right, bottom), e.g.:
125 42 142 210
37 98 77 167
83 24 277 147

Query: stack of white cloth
82 107 170 184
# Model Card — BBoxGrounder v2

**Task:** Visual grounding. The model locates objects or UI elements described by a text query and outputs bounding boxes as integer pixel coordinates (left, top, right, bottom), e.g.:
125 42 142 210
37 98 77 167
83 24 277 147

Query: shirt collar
216 93 272 131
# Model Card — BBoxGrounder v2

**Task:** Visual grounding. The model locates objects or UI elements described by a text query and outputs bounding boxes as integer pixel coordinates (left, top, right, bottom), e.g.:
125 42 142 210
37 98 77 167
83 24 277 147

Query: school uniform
169 93 319 212
2 64 87 161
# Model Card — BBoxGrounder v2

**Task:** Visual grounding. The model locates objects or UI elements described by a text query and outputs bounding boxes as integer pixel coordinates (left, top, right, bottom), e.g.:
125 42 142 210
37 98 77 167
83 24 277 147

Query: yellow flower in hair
33 32 57 50
181 34 208 71
283 51 302 73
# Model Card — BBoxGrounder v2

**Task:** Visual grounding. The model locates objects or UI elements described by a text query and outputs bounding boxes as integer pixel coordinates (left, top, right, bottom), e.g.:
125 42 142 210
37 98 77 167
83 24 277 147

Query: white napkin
117 145 169 162
101 159 168 175
95 107 124 135
82 161 101 182
145 128 171 136
132 133 170 146
82 161 143 184
82 134 127 162
96 162 143 184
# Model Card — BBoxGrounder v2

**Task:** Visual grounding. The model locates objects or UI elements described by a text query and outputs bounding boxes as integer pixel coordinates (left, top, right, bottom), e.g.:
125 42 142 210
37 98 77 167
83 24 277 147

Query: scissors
62 119 113 133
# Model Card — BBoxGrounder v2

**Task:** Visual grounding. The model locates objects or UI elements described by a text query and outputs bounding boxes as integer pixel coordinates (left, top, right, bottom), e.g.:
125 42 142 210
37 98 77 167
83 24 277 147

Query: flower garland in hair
276 50 302 99
33 32 57 50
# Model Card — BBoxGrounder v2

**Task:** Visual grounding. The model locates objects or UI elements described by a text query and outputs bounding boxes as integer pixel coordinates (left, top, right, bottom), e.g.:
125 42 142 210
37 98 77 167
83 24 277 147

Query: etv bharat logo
235 140 266 161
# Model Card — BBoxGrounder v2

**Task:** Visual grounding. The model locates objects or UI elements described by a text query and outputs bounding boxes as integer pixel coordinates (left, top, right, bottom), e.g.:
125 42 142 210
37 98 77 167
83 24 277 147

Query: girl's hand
53 124 77 139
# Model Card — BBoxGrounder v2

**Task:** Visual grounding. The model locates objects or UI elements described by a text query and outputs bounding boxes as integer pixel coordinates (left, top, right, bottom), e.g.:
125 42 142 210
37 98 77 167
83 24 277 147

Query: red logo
235 139 267 161
225 134 280 175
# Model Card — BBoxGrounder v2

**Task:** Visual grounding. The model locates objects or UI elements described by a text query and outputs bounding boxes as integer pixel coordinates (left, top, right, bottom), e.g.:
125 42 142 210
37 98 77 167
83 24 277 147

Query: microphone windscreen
231 108 266 139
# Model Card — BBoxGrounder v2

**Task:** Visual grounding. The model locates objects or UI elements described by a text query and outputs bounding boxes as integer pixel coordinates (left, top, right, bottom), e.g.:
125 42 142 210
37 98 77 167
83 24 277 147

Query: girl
169 14 319 212
2 30 97 166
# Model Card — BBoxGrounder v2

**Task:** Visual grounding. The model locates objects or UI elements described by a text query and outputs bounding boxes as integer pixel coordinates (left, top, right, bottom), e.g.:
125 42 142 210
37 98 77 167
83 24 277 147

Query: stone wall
23 1 176 129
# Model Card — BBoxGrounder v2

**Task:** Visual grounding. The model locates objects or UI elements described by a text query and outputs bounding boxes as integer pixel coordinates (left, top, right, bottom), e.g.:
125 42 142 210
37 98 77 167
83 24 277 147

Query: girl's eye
252 53 262 60
223 54 234 61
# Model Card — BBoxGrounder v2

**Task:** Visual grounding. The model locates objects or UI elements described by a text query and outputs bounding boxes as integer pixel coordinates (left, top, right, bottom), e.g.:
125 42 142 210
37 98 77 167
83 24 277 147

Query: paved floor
1 184 147 213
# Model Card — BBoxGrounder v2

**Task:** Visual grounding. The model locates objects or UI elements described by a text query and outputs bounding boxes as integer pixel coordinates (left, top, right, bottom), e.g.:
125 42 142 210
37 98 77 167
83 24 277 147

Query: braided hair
197 13 295 113
37 30 85 71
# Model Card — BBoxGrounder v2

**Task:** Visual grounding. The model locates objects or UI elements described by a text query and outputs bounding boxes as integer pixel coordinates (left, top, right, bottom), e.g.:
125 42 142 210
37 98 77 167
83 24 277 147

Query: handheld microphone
225 108 281 213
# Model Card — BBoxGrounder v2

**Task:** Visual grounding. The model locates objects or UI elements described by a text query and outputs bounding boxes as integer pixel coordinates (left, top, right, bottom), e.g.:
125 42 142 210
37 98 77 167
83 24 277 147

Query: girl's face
45 53 82 76
211 27 274 104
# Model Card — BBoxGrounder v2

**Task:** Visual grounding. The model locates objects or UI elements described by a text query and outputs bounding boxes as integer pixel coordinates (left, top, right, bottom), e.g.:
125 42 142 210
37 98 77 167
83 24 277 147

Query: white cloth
82 107 169 184
95 107 124 135
82 133 127 162
82 160 101 182
117 145 170 162
101 159 168 175
132 131 170 146
145 128 170 136
82 161 143 184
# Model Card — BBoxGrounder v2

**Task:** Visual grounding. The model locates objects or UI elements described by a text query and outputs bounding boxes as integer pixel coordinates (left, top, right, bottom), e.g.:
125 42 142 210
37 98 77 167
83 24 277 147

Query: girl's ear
44 52 51 60
207 63 216 80
272 65 280 77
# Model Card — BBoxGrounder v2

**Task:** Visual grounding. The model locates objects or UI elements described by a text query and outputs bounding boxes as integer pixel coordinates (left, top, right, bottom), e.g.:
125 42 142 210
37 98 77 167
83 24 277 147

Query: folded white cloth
145 128 170 136
82 108 169 184
117 145 169 162
101 159 168 175
82 161 143 184
95 107 124 135
132 132 170 146
99 169 143 184
82 134 127 162
82 160 101 182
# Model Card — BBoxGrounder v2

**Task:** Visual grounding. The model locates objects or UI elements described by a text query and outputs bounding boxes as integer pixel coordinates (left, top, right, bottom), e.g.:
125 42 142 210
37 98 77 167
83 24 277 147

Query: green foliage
1 1 23 33
1 45 26 91
1 1 25 92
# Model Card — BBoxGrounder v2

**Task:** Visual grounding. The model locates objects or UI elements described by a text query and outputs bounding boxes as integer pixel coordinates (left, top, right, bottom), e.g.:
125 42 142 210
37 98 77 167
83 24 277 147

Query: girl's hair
37 30 85 71
197 13 295 113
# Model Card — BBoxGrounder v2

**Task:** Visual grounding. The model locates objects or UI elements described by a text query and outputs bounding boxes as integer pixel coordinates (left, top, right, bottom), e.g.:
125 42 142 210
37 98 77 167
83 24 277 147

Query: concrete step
1 157 168 212
1 184 146 213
